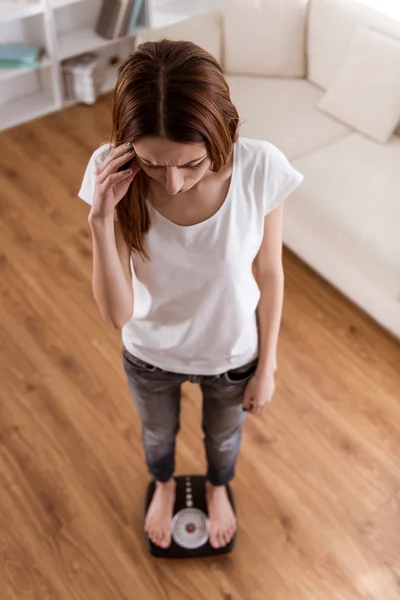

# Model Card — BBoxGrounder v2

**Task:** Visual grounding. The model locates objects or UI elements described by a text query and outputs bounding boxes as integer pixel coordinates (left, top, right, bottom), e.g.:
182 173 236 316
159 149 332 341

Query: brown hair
111 39 239 258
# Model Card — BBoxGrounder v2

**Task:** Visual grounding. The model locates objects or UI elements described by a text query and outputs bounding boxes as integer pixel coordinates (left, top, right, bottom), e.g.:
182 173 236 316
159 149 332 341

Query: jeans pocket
122 347 157 372
224 358 258 384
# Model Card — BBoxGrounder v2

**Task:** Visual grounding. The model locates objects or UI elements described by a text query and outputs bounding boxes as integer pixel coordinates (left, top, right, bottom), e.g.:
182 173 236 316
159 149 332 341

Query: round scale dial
171 507 209 549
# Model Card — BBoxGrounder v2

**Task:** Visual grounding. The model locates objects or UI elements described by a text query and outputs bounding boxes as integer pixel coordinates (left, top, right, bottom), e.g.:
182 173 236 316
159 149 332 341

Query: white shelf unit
0 0 227 131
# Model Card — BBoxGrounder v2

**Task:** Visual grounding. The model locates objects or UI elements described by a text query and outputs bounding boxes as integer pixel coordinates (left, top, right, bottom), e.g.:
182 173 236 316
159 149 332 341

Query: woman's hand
90 142 142 220
243 369 276 416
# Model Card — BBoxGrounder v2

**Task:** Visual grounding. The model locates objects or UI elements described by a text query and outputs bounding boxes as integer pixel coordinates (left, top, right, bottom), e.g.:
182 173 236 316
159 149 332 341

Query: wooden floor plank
1 98 399 600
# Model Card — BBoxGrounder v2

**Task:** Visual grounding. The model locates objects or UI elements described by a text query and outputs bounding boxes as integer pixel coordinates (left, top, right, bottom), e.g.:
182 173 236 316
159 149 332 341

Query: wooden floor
1 95 400 600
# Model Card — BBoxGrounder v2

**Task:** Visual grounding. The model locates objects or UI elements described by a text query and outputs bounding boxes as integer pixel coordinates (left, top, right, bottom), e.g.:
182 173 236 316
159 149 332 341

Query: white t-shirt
78 137 303 374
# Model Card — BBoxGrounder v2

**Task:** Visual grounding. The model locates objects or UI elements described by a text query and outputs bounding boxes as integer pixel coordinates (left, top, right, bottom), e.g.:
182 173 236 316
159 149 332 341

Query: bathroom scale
144 475 236 558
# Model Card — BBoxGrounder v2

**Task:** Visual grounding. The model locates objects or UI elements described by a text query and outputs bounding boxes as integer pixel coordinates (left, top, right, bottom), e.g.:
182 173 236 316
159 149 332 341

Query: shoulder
236 137 289 172
234 137 288 188
235 137 304 215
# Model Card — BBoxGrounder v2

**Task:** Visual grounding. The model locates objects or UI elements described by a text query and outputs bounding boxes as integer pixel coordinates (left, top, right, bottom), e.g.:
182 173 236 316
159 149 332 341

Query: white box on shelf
61 51 103 104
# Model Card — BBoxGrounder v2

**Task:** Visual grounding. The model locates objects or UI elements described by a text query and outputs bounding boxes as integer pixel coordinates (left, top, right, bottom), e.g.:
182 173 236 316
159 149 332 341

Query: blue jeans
122 347 258 486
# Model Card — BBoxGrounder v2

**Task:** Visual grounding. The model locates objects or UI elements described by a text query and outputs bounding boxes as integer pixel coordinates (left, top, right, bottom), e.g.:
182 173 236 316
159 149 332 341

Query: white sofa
136 0 400 339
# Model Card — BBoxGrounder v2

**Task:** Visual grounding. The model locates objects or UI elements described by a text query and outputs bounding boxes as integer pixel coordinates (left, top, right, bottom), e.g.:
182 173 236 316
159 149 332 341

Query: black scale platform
144 475 236 558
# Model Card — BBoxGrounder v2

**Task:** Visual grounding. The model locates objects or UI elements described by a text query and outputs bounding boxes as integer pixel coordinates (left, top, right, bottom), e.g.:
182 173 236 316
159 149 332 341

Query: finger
129 157 142 178
100 160 139 191
101 168 132 187
248 402 257 415
104 165 137 190
97 142 135 178
243 391 253 411
98 151 137 184
96 142 131 175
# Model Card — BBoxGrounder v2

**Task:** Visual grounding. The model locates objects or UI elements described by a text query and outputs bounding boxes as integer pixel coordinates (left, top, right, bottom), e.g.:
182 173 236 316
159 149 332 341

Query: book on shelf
0 43 43 68
112 0 133 39
126 0 144 35
96 0 145 40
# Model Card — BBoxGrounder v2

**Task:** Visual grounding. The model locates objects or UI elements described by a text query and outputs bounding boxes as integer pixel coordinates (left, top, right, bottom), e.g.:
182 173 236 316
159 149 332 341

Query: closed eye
185 163 203 170
144 159 206 170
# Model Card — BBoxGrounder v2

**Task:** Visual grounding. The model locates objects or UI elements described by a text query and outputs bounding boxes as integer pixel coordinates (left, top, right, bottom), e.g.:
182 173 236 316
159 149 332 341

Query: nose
165 167 183 195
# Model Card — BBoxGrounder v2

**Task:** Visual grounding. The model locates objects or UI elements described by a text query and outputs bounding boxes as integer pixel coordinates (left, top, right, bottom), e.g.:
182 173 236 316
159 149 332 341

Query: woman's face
133 136 211 196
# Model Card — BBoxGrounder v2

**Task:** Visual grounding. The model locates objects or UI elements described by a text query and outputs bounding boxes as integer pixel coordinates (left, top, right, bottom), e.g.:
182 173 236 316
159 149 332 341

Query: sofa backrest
223 0 309 78
308 0 400 89
308 0 400 135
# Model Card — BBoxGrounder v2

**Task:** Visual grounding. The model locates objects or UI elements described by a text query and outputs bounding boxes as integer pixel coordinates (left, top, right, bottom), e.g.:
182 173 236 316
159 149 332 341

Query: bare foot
144 478 176 549
205 481 237 549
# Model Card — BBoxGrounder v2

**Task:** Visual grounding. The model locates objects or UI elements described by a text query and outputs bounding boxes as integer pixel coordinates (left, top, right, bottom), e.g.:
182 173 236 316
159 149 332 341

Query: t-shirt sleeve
78 143 118 219
78 148 100 206
264 145 304 216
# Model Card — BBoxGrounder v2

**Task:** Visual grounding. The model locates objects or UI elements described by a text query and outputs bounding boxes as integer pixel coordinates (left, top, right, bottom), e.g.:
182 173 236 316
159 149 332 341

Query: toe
209 532 218 549
150 530 159 545
154 532 162 547
155 531 164 546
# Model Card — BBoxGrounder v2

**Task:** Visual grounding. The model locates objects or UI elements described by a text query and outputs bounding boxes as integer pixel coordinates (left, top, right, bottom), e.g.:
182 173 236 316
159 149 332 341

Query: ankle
155 478 175 490
205 480 226 492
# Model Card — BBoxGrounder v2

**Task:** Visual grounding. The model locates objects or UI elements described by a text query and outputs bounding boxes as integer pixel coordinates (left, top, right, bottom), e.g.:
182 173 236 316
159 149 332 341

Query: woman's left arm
243 203 285 416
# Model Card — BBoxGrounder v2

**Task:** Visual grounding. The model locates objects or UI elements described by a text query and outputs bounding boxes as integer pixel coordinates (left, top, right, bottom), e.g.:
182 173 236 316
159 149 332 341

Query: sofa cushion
223 0 309 77
133 12 222 64
285 133 400 306
308 0 400 90
318 27 400 143
227 76 351 160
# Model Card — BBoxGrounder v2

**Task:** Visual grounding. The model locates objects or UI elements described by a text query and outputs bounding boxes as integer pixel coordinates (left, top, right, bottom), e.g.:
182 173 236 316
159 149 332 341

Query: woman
78 39 303 551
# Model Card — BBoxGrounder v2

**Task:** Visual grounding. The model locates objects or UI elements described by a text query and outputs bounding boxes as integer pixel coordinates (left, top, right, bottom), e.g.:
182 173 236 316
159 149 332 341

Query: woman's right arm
88 143 141 328
89 214 133 328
